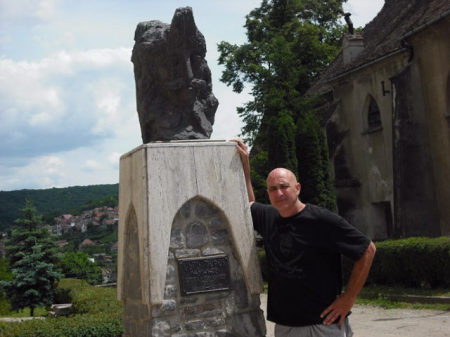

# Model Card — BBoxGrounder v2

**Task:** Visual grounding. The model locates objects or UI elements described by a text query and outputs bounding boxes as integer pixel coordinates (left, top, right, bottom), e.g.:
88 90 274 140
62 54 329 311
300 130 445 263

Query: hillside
0 184 119 232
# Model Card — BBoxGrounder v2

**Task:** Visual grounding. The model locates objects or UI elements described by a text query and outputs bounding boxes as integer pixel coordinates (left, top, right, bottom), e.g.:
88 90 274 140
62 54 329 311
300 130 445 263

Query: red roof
80 238 95 246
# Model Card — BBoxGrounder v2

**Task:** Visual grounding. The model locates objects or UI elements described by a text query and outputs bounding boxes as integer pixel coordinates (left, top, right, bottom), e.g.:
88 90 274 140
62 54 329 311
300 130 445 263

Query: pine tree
267 110 298 173
1 199 62 316
296 110 336 210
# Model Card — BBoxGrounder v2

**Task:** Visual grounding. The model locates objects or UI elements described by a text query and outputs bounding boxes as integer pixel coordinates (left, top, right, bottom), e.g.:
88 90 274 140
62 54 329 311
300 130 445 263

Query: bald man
233 139 376 337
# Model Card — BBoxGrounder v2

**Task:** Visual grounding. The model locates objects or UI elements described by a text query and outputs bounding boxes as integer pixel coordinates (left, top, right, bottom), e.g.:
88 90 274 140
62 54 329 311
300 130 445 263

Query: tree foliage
296 108 336 210
0 200 62 316
218 0 343 208
0 184 118 232
58 251 103 285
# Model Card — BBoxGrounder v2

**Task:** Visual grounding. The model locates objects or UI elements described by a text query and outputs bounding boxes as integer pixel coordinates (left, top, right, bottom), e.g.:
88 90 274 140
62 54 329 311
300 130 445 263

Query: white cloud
108 152 121 168
36 0 59 21
90 80 124 135
0 47 135 159
0 154 66 190
83 159 103 171
0 0 58 23
43 155 65 174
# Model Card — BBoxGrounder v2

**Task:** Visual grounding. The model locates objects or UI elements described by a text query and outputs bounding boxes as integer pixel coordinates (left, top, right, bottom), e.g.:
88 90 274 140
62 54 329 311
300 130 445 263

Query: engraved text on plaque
178 255 231 295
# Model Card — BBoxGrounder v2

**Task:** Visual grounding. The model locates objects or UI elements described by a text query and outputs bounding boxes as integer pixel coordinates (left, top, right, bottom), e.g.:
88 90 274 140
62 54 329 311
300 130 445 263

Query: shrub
0 313 123 337
257 248 268 282
0 279 123 337
57 252 103 285
259 236 450 289
367 237 450 288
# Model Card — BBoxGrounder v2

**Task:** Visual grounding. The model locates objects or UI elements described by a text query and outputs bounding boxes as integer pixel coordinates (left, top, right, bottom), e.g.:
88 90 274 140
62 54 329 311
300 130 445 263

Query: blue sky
0 0 384 191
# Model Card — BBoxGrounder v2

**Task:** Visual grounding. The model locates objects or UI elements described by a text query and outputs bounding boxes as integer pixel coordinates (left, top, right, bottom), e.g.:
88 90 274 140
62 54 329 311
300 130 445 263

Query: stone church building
310 0 450 239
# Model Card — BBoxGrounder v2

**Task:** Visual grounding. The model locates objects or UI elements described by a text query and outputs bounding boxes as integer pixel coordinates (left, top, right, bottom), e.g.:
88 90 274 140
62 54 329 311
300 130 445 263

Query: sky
0 0 384 191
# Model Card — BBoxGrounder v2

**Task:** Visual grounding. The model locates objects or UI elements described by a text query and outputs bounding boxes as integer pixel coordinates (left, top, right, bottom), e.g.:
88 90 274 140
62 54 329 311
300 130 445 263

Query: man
233 139 376 337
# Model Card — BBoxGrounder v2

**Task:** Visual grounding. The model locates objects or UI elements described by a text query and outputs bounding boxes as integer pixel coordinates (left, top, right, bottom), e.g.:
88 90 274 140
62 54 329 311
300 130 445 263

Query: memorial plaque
178 255 231 295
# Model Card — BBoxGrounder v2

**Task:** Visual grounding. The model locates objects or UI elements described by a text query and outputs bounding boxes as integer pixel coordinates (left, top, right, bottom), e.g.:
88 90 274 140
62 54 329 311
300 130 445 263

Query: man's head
266 168 303 217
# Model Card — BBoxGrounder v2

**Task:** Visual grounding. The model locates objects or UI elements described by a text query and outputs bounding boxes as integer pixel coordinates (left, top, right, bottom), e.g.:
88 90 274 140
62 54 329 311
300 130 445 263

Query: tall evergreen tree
1 199 62 316
296 108 336 210
218 0 343 207
267 110 298 172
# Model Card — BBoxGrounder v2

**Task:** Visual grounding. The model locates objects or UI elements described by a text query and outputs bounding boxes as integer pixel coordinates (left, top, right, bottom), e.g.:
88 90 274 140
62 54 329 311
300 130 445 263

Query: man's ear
296 182 301 196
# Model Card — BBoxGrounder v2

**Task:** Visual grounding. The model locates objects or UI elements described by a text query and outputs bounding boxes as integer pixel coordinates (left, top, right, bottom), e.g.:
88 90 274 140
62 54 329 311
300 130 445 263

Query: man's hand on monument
230 139 255 204
230 139 250 174
320 293 355 327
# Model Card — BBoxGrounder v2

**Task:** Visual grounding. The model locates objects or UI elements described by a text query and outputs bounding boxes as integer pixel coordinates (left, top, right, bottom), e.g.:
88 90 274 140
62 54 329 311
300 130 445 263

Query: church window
367 96 382 129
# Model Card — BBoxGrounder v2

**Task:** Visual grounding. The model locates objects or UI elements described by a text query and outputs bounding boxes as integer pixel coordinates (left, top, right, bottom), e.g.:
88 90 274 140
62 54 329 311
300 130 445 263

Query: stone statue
132 7 219 143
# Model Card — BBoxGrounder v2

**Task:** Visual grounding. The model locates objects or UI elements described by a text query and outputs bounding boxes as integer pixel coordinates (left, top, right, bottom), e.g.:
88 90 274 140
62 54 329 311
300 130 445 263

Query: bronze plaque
178 255 231 295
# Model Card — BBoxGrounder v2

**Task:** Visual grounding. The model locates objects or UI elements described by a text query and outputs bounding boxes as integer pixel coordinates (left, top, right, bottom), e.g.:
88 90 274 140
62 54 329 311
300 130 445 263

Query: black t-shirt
251 202 371 326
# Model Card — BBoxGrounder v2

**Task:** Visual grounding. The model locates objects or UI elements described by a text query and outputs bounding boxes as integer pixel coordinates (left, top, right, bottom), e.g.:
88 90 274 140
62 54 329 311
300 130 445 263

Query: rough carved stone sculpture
132 7 218 142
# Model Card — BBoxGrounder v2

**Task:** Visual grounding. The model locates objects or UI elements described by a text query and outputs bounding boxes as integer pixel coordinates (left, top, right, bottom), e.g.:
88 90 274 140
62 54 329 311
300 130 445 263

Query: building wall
391 63 441 237
326 18 450 239
328 53 409 239
409 18 450 235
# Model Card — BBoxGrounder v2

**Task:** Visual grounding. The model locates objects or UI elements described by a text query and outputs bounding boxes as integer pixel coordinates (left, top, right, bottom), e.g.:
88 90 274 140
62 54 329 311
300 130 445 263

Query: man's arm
321 241 376 326
231 139 255 204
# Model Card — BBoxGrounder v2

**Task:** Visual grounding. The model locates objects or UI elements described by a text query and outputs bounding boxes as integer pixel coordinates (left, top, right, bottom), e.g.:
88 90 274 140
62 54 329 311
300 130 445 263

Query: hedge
0 279 123 337
366 237 450 288
258 237 450 288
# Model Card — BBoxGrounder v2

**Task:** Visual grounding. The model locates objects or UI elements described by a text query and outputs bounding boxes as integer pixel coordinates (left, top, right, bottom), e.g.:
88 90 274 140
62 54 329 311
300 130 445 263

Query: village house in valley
310 0 450 239
53 206 119 235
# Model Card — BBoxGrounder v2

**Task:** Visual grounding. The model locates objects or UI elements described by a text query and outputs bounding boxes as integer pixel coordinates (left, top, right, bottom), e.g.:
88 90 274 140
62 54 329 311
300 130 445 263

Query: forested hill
0 184 119 232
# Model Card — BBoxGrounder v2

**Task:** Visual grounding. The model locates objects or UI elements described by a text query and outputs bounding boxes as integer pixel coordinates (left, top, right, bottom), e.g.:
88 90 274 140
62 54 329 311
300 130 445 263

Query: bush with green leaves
0 279 123 337
58 252 102 285
367 237 450 288
260 236 450 289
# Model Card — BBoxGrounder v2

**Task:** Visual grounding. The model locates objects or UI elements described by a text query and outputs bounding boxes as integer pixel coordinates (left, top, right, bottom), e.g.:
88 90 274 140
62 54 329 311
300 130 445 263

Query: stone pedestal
117 141 266 337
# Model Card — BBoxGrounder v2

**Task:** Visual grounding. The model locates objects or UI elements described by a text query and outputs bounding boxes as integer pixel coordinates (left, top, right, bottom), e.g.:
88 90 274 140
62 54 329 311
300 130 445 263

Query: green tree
0 258 12 281
218 0 342 208
0 257 12 314
0 199 62 316
267 110 298 172
58 251 103 285
296 108 336 210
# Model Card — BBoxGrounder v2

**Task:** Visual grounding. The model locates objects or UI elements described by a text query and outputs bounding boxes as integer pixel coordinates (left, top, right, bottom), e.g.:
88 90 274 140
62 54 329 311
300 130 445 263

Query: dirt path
260 294 450 337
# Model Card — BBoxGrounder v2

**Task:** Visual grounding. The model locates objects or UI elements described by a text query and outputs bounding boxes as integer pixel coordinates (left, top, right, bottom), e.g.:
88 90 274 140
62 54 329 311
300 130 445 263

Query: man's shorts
274 318 353 337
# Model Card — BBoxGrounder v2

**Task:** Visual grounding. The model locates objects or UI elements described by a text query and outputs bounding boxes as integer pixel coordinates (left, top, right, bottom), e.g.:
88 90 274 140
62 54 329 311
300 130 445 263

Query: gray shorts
274 318 353 337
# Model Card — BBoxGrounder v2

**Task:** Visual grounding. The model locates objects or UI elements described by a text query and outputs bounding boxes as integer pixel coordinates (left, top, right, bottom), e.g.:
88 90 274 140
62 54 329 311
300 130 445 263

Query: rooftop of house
80 238 95 246
309 0 450 94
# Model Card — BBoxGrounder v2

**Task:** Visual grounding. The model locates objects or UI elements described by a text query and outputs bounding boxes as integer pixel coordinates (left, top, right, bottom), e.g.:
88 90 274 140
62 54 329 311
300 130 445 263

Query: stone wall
118 141 266 337
123 197 266 337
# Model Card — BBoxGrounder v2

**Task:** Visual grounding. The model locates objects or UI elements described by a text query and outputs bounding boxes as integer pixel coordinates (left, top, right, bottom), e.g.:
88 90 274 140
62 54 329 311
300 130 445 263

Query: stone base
118 141 265 337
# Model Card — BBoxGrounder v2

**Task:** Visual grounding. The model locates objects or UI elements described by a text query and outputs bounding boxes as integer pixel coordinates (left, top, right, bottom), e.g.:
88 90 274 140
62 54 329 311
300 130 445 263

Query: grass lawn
357 285 450 310
263 283 450 311
0 298 48 317
0 307 48 318
1 282 449 319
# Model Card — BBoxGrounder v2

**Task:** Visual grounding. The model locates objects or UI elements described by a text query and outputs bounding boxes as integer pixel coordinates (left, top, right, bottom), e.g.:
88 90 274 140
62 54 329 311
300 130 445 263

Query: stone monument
131 7 218 142
118 7 266 337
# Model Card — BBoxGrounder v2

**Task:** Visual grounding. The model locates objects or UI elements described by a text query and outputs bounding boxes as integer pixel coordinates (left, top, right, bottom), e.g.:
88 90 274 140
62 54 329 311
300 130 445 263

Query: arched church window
368 96 382 129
